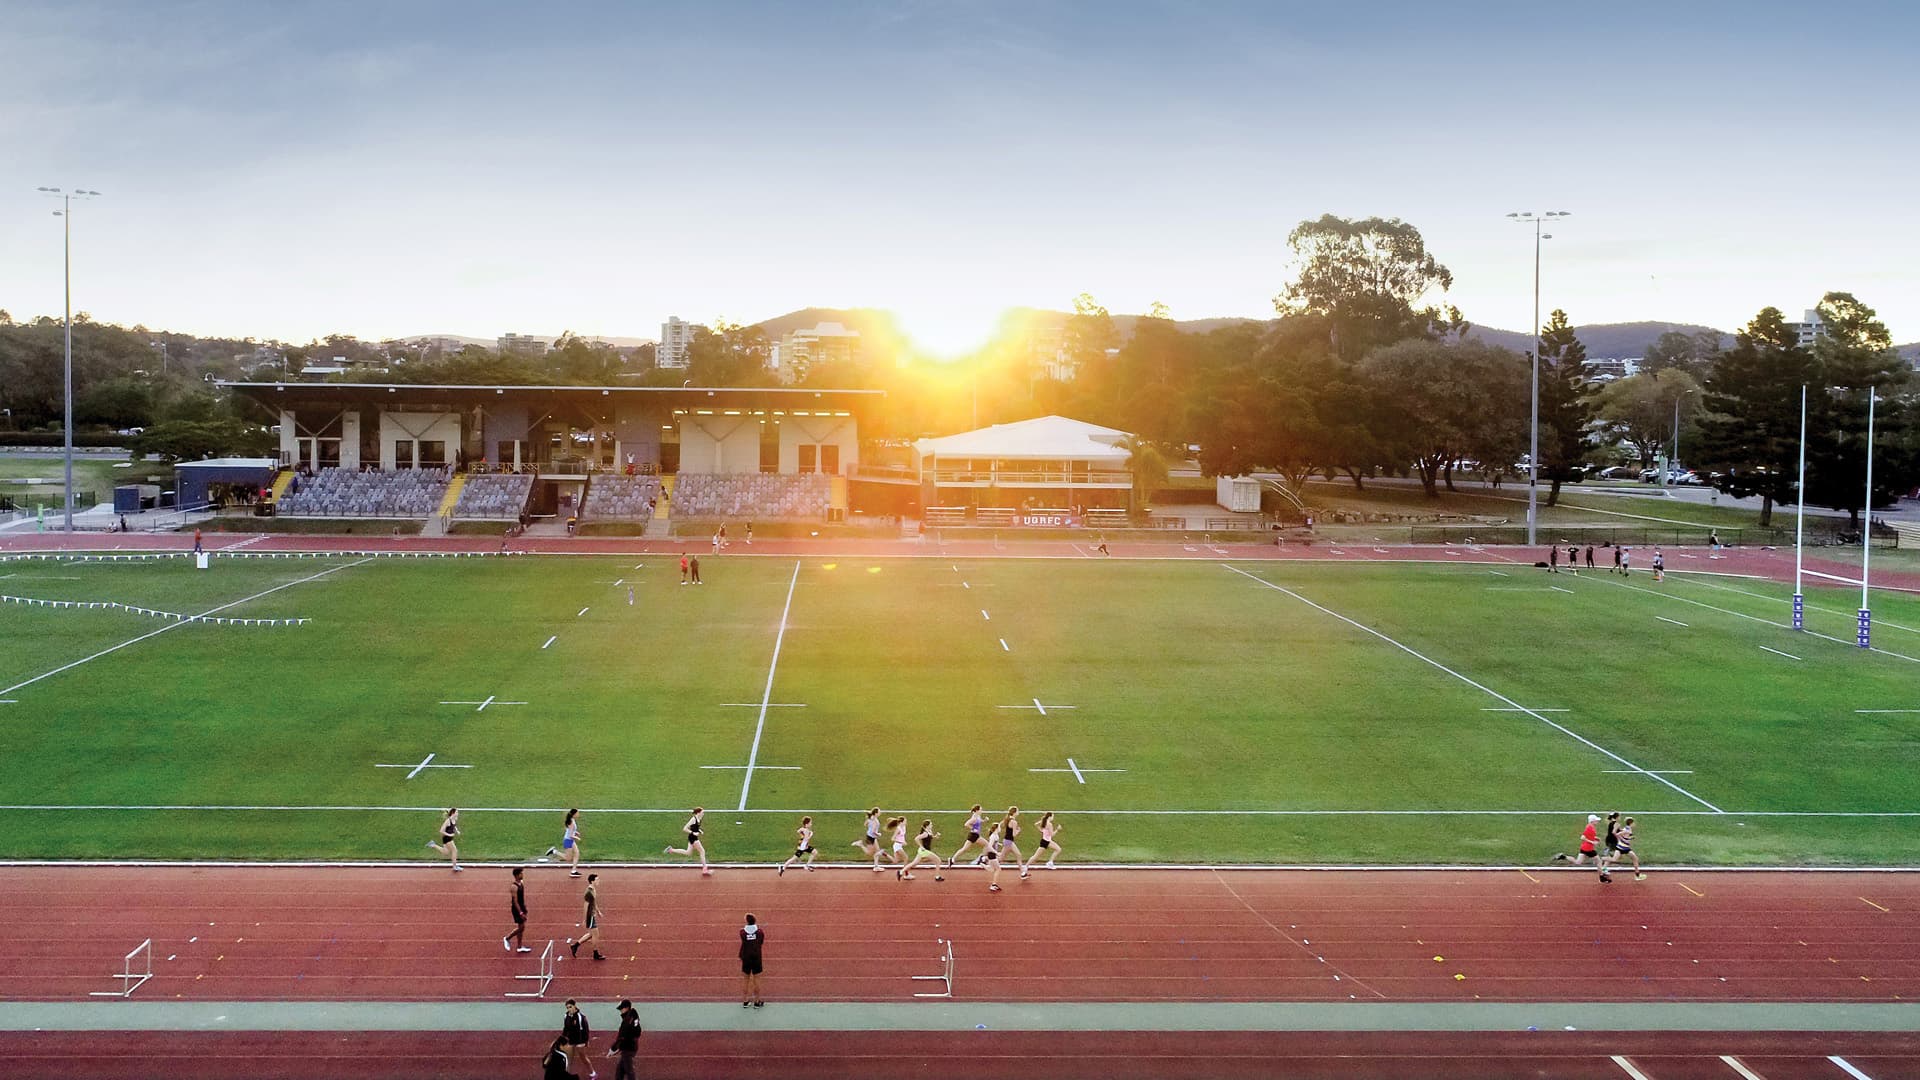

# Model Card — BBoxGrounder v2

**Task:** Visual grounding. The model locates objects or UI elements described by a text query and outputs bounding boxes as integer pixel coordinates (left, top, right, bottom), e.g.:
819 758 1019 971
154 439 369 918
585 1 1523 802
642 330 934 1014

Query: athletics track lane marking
1830 1055 1878 1080
0 557 371 699
1209 868 1386 999
1859 896 1890 912
735 559 802 812
1719 1056 1767 1080
1223 563 1725 813
1610 1055 1653 1080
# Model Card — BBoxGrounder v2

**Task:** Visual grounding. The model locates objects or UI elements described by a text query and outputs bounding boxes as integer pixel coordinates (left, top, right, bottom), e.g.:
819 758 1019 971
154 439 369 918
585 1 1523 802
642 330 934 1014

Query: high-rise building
658 316 699 369
497 333 550 357
777 322 860 383
1785 307 1826 349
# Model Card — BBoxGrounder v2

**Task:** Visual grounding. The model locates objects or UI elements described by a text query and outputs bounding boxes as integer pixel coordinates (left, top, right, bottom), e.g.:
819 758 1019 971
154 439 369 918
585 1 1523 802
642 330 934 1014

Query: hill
1465 321 1728 359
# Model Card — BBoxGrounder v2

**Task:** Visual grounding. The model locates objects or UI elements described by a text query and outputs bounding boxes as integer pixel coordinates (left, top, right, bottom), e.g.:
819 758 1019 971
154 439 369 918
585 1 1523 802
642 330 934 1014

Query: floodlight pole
1858 390 1876 648
1507 211 1570 548
39 186 100 532
1792 384 1807 630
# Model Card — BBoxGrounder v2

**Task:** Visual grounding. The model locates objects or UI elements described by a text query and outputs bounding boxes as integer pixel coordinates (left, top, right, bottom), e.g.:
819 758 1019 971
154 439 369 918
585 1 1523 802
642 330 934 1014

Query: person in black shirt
607 999 642 1080
739 914 766 1008
542 1035 578 1080
568 875 605 961
561 1000 593 1080
503 867 530 954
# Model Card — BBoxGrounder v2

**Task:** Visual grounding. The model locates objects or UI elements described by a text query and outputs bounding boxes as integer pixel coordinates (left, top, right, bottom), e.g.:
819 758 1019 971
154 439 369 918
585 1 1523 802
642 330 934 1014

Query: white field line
1720 1056 1766 1080
699 764 801 770
1481 707 1568 712
981 609 990 621
1857 709 1920 714
577 606 589 617
0 802 1917 818
1655 616 1689 627
1068 758 1086 783
1224 564 1724 813
1759 645 1803 661
1829 1056 1876 1080
1576 572 1920 666
1611 1055 1653 1080
1683 576 1920 635
1604 769 1693 774
541 635 557 650
999 638 1010 651
736 560 802 812
0 558 370 698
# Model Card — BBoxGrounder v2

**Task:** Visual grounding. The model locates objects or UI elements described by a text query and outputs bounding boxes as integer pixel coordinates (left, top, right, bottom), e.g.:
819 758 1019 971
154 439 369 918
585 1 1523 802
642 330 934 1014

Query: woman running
561 809 583 877
1617 816 1644 880
850 807 883 871
567 873 606 961
898 819 943 881
664 807 712 875
427 808 462 872
982 822 1007 892
997 807 1024 868
1598 811 1621 883
885 816 908 870
1021 812 1063 876
778 816 816 876
948 805 986 867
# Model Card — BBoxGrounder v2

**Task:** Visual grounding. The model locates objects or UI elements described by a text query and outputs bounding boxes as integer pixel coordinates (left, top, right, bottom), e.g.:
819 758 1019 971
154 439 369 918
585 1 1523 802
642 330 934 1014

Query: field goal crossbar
505 939 556 998
912 937 954 998
88 938 153 998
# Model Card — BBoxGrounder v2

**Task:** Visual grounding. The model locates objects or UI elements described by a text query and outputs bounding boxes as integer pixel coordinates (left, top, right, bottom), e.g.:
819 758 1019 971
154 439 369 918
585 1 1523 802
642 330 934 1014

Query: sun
885 300 1009 362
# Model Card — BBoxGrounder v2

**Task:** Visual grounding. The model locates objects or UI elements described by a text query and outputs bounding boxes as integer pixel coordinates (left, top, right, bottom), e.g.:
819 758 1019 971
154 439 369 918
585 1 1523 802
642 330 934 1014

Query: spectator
739 913 766 1008
561 1000 593 1080
607 1000 642 1080
542 1036 578 1080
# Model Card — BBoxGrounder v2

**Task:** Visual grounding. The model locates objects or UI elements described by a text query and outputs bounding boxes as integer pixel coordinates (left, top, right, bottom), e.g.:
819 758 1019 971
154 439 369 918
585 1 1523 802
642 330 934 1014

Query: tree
1276 215 1459 362
1596 370 1702 468
687 321 774 386
1119 434 1172 517
1638 329 1723 377
1534 310 1597 505
1690 308 1817 526
1800 292 1916 529
1358 338 1527 498
130 419 274 461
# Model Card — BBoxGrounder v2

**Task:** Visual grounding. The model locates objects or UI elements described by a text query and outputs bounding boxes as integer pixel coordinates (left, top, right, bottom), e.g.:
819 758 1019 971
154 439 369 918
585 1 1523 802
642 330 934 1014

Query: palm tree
1120 434 1171 520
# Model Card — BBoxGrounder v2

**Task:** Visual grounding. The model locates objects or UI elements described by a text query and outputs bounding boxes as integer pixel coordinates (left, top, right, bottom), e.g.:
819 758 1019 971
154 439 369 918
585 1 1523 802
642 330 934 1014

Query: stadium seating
582 475 661 522
276 467 452 518
671 473 830 519
450 473 533 520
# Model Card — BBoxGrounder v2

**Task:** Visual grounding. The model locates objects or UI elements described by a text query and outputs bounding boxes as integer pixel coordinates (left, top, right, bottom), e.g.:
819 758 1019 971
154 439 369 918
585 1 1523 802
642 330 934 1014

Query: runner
1021 812 1063 876
627 586 635 607
983 822 1008 893
739 913 766 1008
1617 816 1645 880
1612 546 1623 574
897 819 943 881
1597 811 1620 883
664 808 712 875
568 873 607 960
745 521 754 545
1584 545 1595 570
1621 547 1633 576
426 808 462 872
1652 548 1666 583
561 999 595 1080
1552 814 1602 867
948 805 987 867
1096 540 1111 556
777 816 816 876
884 816 909 869
503 867 532 953
851 807 883 870
560 809 583 877
1548 546 1559 573
998 806 1024 868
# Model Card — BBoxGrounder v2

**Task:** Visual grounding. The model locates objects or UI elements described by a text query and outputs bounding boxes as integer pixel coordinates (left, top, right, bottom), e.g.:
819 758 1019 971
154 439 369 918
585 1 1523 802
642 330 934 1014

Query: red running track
1 866 1916 1003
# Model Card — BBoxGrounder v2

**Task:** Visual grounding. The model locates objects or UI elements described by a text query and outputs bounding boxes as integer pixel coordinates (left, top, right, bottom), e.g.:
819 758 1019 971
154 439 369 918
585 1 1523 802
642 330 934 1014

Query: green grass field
2 551 1918 866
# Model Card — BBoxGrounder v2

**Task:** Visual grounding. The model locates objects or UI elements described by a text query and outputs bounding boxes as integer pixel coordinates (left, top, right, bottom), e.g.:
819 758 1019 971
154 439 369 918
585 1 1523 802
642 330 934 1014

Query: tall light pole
1792 384 1808 630
38 186 102 533
1507 211 1570 546
1858 388 1877 649
1667 387 1696 488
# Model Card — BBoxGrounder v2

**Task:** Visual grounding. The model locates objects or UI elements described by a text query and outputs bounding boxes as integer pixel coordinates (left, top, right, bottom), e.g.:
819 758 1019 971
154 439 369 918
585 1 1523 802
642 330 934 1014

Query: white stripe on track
1225 564 1724 813
736 560 802 812
1610 1055 1652 1080
1830 1056 1876 1080
0 558 369 697
1720 1055 1766 1080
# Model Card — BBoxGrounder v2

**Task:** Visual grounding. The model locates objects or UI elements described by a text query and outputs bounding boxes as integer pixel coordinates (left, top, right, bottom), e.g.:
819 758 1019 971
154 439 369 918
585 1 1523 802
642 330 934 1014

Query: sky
3 0 1918 353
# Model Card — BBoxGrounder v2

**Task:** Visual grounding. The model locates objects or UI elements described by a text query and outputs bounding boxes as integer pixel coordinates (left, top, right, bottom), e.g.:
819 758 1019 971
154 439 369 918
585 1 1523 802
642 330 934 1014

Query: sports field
2 550 1918 866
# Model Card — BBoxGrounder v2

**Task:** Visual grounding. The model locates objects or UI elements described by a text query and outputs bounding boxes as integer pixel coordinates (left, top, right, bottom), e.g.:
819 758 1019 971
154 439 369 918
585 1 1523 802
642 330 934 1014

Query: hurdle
505 939 556 998
89 939 153 998
911 938 954 998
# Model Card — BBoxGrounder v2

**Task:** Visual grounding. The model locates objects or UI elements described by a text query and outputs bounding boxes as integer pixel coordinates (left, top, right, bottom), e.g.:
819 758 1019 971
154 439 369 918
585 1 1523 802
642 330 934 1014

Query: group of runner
1554 811 1644 882
1544 543 1667 582
802 804 1061 891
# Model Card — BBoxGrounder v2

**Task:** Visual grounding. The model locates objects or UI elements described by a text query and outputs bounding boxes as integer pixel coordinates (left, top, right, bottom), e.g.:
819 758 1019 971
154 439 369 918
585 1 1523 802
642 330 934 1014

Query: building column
278 409 297 467
341 412 361 470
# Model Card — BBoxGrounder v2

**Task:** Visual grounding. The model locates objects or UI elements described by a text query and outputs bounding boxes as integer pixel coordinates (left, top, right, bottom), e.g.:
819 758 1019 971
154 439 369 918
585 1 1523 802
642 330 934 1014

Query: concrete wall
612 402 664 471
678 415 762 474
378 411 462 469
480 405 531 466
778 415 857 474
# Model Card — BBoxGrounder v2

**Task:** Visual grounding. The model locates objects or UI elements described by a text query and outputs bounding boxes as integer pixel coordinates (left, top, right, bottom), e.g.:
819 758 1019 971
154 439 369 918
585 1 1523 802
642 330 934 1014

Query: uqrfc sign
1019 513 1078 528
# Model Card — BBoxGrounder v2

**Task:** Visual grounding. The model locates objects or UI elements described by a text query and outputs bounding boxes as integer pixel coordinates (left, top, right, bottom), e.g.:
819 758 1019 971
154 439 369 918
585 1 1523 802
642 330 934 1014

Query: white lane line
1581 573 1920 666
737 560 802 812
1685 576 1920 635
1225 563 1724 813
372 753 474 780
1610 1056 1652 1080
1068 758 1085 783
1604 769 1693 774
577 606 589 617
1029 763 1124 780
1719 1055 1766 1080
1549 585 1574 594
998 700 1077 714
981 609 990 621
612 579 623 586
3 802 1919 818
1759 645 1802 661
439 698 526 711
700 765 801 771
541 636 557 650
1829 1056 1876 1080
719 703 807 708
1487 570 1509 577
0 557 370 698
1481 707 1568 713
999 638 1010 651
1857 709 1920 714
1656 616 1689 627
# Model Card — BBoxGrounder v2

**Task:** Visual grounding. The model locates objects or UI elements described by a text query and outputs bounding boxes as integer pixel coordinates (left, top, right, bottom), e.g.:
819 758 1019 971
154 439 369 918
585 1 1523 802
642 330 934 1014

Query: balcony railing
930 469 1130 486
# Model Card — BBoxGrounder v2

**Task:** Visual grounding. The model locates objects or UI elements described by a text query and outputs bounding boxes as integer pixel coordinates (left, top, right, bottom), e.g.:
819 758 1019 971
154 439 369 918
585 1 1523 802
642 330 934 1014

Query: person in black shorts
983 822 1007 892
778 816 816 876
560 999 592 1078
690 554 702 585
568 874 605 960
739 913 766 1008
665 808 711 875
427 808 461 872
503 867 531 953
948 805 986 867
897 819 943 881
1597 811 1619 883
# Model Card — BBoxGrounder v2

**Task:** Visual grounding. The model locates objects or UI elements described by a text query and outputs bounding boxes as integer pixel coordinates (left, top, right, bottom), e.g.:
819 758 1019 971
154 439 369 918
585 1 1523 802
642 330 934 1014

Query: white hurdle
505 939 556 997
89 938 153 998
911 938 954 998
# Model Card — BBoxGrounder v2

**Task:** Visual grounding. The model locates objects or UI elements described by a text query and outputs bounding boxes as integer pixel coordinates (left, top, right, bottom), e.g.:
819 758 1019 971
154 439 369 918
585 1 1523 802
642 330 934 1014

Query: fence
1409 524 1792 547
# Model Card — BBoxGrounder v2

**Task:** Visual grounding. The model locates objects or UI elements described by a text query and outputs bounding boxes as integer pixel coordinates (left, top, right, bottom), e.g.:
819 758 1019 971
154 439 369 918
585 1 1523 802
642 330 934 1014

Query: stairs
269 469 294 502
435 475 467 519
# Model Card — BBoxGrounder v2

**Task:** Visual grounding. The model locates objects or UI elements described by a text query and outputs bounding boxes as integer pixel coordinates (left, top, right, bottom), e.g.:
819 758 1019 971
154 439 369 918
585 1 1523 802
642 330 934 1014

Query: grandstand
581 475 661 522
275 467 451 518
671 473 830 519
449 473 533 520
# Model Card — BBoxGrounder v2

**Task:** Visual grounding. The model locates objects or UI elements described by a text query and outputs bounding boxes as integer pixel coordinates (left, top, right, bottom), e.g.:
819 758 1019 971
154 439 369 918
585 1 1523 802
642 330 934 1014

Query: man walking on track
568 874 606 960
608 999 642 1080
561 999 595 1080
503 867 531 953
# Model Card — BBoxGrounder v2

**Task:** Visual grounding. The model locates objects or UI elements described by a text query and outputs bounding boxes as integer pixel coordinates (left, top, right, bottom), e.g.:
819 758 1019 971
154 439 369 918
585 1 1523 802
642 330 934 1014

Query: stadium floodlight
40 186 103 533
1507 210 1572 547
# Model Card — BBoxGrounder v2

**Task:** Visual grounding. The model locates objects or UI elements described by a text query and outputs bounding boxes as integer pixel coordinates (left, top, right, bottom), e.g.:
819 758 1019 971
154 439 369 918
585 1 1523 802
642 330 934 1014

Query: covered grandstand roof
914 415 1130 461
218 382 881 411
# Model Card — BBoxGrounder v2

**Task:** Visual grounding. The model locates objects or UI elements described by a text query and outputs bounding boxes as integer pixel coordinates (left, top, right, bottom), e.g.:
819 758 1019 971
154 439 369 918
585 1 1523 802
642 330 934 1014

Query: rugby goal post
505 939 556 998
911 938 954 998
89 939 153 998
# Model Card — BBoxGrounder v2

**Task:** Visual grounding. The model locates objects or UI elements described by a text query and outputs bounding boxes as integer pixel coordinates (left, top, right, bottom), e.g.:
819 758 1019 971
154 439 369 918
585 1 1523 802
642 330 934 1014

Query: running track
0 867 1915 1077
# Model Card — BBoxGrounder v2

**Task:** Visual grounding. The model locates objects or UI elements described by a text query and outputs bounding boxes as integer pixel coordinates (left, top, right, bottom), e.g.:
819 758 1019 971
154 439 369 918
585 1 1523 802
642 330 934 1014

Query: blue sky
3 1 1916 350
